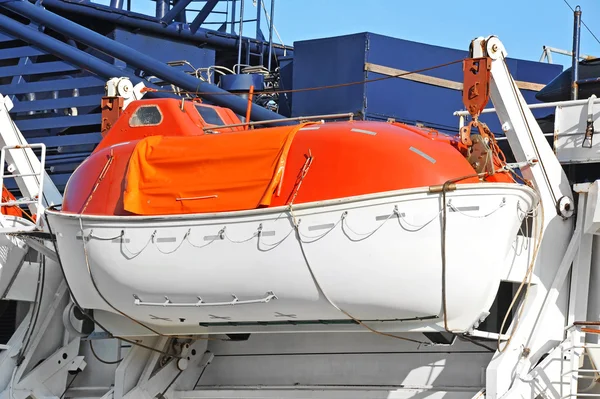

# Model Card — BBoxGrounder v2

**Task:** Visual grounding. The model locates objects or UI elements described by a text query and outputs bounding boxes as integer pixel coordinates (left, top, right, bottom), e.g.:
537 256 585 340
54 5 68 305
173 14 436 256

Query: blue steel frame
0 0 286 121
40 0 288 62
0 0 291 191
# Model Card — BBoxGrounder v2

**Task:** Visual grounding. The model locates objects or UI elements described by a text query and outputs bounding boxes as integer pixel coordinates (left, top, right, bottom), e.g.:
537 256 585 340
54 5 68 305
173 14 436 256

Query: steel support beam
230 0 236 34
155 0 168 19
1 0 287 122
109 0 123 10
190 0 219 34
571 5 582 100
0 15 175 99
255 0 262 39
161 0 193 24
267 0 275 71
37 0 291 57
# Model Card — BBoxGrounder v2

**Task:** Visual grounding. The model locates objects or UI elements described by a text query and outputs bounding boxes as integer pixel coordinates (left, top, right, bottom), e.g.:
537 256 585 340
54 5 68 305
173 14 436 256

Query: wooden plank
364 62 546 92
0 76 104 95
365 62 462 90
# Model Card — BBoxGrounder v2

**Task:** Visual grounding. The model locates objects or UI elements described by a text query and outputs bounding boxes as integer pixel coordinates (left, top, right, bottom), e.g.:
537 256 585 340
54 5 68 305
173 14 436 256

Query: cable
43 210 185 358
59 370 80 399
150 59 465 98
497 199 544 353
286 155 429 346
158 369 183 399
89 340 122 365
561 0 600 47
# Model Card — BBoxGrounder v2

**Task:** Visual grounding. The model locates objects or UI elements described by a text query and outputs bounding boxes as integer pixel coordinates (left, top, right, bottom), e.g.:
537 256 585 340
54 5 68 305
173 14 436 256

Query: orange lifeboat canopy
62 99 489 216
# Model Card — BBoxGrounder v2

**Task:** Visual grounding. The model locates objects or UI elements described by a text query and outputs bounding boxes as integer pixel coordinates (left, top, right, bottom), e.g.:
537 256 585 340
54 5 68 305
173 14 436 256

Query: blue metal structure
291 33 563 134
0 0 289 190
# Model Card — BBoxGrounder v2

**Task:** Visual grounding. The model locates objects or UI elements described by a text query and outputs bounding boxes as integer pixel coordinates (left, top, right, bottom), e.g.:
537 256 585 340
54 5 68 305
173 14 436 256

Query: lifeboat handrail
131 292 278 308
202 112 355 131
0 143 46 231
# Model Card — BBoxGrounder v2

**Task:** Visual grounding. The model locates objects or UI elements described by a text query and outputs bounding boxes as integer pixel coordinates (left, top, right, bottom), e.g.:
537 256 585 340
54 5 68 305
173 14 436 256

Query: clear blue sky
271 0 600 67
112 0 600 67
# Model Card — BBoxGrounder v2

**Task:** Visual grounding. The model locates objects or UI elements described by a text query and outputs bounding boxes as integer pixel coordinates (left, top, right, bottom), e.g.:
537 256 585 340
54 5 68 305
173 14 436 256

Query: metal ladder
0 143 46 232
562 323 600 398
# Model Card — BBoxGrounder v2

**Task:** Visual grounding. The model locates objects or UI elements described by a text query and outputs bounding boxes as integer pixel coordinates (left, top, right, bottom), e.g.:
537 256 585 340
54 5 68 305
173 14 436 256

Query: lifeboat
45 96 537 335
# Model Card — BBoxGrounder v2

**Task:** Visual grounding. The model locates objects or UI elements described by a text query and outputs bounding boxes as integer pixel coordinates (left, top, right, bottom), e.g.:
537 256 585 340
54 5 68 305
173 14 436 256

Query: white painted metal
105 77 147 110
0 217 31 300
554 96 600 164
46 183 535 335
0 143 46 232
0 94 61 212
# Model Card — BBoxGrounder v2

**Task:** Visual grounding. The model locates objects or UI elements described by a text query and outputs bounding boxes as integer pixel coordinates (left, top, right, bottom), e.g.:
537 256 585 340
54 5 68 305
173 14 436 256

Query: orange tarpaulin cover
123 123 310 215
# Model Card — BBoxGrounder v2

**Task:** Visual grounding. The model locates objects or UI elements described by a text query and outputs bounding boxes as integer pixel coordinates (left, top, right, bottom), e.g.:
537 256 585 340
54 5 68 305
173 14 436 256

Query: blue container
291 32 563 134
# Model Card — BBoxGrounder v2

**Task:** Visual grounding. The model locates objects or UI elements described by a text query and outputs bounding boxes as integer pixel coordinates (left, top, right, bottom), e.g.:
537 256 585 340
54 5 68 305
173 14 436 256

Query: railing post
571 5 582 100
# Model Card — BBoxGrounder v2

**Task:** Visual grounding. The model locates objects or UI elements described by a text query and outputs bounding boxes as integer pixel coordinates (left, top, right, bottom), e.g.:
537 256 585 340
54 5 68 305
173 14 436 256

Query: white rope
298 218 343 243
288 203 430 345
152 230 188 255
341 206 399 242
446 198 506 218
396 209 443 232
258 226 295 250
120 230 155 258
185 228 221 249
223 225 260 244
87 230 124 241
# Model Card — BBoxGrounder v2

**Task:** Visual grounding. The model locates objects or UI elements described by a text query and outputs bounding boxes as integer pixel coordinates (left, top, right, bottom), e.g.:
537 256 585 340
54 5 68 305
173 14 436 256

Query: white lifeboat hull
46 183 536 334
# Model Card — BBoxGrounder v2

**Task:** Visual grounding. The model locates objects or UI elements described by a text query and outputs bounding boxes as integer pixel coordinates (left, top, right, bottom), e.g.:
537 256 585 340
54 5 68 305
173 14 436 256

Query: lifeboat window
195 105 225 126
129 105 163 127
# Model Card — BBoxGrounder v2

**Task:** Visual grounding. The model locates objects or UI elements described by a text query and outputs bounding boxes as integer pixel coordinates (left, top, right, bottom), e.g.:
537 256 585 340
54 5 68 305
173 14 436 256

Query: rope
44 210 190 358
340 207 399 242
437 172 489 333
79 218 167 337
285 154 429 345
222 226 259 244
441 182 451 332
75 217 227 343
257 226 294 250
81 150 114 214
89 340 122 365
297 218 342 243
150 59 465 98
397 209 444 232
447 198 506 218
186 229 220 249
87 230 124 241
497 197 544 353
120 230 155 258
152 230 188 255
292 214 429 345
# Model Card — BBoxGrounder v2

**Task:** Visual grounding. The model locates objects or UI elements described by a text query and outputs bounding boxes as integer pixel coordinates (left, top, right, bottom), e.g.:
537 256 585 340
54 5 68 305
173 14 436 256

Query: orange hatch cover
123 123 312 215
